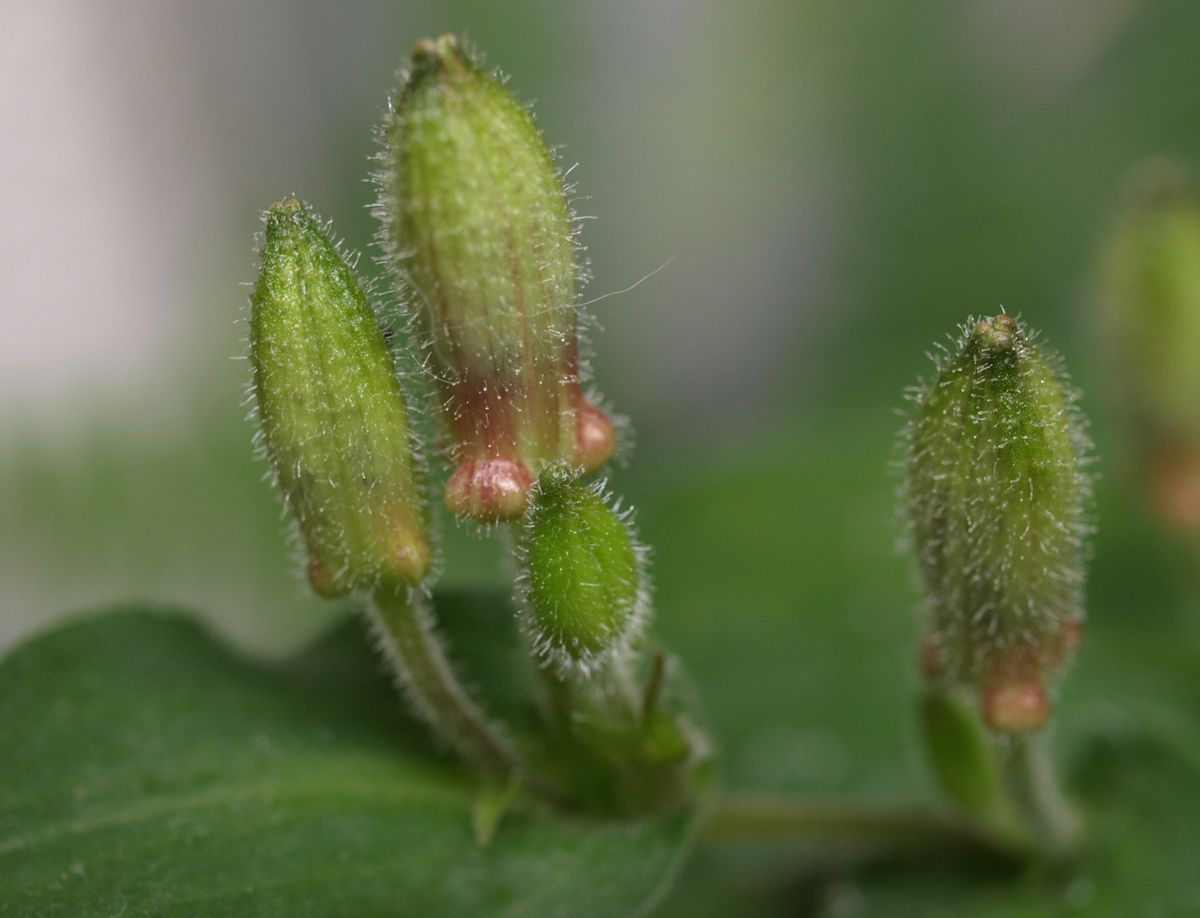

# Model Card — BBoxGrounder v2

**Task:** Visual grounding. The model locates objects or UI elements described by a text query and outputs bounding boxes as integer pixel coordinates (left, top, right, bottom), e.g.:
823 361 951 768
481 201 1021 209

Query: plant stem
704 793 1022 859
369 584 518 780
999 732 1079 857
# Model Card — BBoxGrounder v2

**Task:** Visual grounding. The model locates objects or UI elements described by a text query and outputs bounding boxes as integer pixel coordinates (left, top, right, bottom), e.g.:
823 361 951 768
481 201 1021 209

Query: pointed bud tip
409 34 466 82
265 196 305 225
262 198 319 251
970 314 1018 352
412 33 459 59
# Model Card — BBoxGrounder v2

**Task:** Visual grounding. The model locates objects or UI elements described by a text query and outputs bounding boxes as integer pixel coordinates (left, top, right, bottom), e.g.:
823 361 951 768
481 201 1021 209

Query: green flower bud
904 315 1092 732
1099 159 1200 529
250 199 430 594
517 466 646 675
378 35 617 522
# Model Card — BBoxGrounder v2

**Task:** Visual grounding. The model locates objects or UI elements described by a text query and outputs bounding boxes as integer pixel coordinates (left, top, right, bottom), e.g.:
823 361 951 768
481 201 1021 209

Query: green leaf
0 604 696 916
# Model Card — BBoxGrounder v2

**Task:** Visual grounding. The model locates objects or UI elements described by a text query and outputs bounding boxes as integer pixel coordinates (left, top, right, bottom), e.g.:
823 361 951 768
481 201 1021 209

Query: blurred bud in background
1098 158 1200 531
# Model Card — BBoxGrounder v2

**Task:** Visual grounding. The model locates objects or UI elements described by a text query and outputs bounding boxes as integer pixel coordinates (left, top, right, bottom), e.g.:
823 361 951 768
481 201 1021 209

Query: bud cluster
245 36 704 811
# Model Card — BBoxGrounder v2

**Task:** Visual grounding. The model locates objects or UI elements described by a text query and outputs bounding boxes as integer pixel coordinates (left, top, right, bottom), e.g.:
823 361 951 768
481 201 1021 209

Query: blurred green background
4 1 1200 914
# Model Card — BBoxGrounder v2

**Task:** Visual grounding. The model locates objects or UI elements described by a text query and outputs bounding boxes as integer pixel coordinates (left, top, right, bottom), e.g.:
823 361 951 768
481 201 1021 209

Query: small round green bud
517 467 646 675
250 199 430 594
1099 159 1200 529
904 315 1092 731
378 35 617 522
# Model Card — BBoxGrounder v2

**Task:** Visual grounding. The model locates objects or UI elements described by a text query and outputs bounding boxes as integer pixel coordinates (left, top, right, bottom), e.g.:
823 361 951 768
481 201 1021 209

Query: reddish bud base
982 650 1049 733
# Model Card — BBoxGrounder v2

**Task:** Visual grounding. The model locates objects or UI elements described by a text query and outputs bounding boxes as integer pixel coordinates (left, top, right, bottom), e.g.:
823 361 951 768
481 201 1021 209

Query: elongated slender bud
1100 159 1200 529
378 35 617 522
517 466 646 675
904 315 1092 732
250 199 430 594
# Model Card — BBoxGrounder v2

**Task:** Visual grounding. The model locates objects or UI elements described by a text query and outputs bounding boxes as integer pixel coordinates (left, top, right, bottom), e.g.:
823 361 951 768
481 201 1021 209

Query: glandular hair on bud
250 199 430 594
517 466 647 676
1099 159 1200 529
904 314 1092 732
377 34 617 523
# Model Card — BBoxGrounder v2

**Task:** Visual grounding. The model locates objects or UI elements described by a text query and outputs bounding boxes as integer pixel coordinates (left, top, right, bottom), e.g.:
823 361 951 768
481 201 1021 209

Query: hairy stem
369 584 519 779
999 732 1079 857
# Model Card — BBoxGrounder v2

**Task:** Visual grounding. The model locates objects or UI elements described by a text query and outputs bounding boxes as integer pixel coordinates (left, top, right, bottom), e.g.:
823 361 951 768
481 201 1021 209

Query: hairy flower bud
904 315 1092 732
1100 159 1200 529
378 35 617 522
517 467 646 675
250 199 430 594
